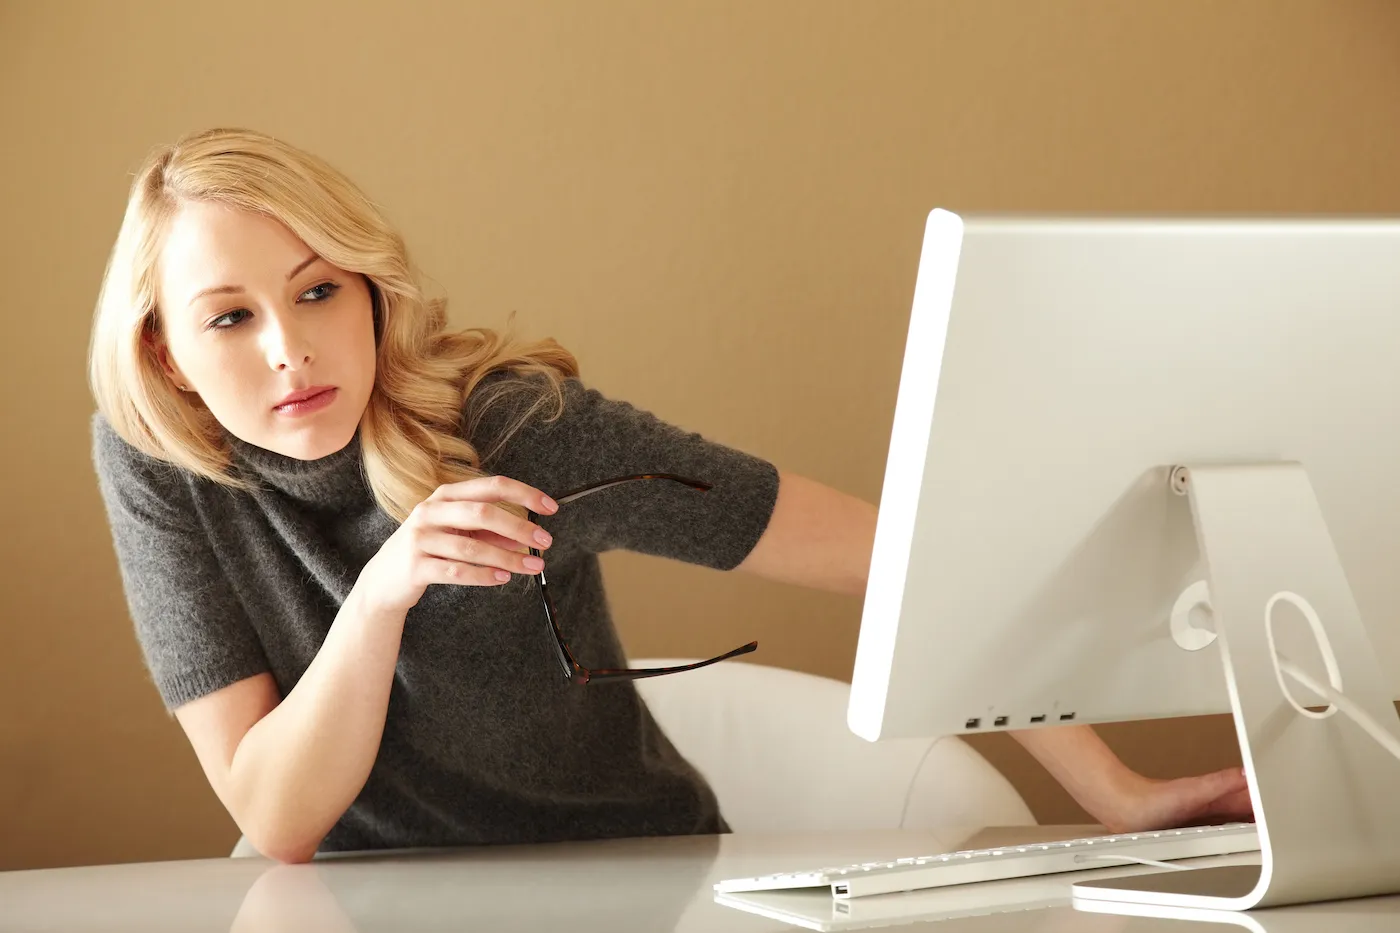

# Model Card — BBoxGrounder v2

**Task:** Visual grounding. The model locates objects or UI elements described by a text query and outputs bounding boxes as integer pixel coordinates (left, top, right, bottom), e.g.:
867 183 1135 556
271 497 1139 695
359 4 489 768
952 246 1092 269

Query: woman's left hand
1097 767 1254 834
1009 724 1254 833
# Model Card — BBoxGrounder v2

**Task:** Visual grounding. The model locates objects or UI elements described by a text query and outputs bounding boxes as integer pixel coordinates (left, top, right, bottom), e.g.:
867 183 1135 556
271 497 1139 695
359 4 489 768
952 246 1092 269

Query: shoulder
461 369 683 461
461 369 595 458
90 412 200 527
91 412 180 485
92 411 159 482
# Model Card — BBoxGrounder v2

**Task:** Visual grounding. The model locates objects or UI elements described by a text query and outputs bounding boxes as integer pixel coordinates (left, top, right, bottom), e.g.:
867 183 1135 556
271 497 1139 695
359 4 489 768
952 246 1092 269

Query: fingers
1204 787 1255 822
428 558 515 587
408 477 557 589
1183 793 1254 830
418 498 553 552
456 529 529 553
418 529 545 577
1162 768 1252 828
1179 767 1246 806
428 475 558 516
1205 766 1249 796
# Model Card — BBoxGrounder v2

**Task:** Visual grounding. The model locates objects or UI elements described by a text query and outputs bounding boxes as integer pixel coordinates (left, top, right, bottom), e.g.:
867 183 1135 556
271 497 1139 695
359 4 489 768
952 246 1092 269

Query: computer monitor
847 209 1400 911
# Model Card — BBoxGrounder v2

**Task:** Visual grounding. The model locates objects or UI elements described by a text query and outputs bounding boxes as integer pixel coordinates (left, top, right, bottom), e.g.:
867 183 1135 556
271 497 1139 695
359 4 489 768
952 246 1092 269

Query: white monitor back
849 209 1400 741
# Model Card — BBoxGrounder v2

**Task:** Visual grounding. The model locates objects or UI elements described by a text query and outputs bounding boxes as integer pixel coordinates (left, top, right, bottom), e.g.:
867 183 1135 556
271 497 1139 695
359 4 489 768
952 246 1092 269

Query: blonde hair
88 127 578 521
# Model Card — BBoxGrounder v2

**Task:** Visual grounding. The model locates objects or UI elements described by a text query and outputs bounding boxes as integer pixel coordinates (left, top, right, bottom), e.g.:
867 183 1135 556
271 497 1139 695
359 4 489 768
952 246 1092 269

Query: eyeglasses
526 473 758 685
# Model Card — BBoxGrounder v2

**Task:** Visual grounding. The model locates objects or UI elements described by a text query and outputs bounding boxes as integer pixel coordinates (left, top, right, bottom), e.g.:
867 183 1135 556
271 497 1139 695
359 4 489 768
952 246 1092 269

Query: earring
179 384 189 391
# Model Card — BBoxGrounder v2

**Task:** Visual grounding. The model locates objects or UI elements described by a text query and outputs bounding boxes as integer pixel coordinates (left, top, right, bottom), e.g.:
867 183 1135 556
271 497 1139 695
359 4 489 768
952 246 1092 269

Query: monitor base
1073 462 1400 911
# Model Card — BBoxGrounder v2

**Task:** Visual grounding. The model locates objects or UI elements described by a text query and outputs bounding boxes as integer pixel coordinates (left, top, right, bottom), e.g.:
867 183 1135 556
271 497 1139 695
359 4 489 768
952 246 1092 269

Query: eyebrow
187 255 322 307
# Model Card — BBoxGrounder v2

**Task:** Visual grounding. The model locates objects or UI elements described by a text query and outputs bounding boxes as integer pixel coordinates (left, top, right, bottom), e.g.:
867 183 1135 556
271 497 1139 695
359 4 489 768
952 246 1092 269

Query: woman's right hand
356 475 559 615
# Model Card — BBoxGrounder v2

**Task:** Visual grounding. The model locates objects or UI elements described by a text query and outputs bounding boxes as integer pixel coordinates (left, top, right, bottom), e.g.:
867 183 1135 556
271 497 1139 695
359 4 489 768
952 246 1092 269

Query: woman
89 128 1251 864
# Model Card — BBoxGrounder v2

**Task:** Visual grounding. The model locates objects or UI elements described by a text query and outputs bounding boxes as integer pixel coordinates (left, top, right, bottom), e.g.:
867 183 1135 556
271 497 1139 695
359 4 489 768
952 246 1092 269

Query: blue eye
301 281 340 302
205 282 339 331
209 308 250 329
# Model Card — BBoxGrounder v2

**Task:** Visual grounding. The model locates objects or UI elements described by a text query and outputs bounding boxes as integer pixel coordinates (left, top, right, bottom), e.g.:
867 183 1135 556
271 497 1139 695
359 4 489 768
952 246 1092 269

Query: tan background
3 0 1399 871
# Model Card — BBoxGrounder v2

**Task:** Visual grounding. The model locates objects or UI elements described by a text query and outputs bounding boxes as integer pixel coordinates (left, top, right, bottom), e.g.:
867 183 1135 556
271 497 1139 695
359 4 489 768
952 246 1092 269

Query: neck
226 431 368 507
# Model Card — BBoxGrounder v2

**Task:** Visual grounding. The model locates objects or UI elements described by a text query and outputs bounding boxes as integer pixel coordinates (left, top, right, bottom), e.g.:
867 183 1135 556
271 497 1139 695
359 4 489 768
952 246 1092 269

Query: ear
142 325 192 392
366 276 384 343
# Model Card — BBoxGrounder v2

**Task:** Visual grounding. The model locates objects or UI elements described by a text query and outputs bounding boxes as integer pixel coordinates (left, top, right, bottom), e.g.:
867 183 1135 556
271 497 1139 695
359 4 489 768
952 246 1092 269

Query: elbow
261 841 319 865
264 840 315 862
241 816 325 865
247 834 320 865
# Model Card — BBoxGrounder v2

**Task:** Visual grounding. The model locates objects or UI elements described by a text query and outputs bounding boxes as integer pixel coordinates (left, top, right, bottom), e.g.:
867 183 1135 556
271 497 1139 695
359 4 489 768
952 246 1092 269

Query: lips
274 385 335 409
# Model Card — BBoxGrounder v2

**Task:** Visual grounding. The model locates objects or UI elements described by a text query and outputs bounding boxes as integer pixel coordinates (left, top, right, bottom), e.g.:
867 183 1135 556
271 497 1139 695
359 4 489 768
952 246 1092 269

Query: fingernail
535 530 552 547
523 556 545 571
542 496 558 513
495 570 511 582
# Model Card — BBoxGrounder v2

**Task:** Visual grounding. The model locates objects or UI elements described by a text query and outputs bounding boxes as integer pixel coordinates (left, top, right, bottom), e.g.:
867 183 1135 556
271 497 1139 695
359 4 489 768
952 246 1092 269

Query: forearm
735 471 875 596
1008 725 1137 826
228 586 405 861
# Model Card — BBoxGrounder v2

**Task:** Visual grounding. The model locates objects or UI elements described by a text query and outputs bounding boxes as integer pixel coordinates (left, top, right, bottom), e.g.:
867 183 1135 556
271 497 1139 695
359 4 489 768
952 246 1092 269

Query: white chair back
230 658 1033 857
632 658 1034 832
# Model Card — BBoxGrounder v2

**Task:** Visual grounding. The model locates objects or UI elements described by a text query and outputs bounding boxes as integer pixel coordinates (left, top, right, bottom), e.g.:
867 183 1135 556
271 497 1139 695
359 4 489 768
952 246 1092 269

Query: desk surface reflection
2 826 1398 932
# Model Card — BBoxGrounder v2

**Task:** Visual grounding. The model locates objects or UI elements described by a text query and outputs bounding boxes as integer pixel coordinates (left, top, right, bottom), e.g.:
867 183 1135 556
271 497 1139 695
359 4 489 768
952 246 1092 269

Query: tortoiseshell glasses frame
525 473 758 685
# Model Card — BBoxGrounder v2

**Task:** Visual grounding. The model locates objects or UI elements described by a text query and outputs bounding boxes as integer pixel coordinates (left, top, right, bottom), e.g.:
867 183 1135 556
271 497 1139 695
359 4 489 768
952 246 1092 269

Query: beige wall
3 0 1399 871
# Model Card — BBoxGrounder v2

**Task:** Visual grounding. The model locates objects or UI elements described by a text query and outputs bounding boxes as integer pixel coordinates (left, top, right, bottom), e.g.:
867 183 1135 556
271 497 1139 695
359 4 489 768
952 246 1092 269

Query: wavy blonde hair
88 127 578 521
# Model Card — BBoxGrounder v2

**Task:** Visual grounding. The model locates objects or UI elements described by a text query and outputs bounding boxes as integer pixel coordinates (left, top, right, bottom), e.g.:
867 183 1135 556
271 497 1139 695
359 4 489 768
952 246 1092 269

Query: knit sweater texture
92 373 780 852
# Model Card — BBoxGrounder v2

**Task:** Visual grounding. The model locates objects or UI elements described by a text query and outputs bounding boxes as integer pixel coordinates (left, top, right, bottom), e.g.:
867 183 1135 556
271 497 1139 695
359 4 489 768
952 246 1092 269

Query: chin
239 416 359 462
280 424 359 461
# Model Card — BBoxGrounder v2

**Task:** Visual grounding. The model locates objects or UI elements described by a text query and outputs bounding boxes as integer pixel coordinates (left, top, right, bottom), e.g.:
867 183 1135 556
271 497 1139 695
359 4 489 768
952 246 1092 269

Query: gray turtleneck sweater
91 373 780 853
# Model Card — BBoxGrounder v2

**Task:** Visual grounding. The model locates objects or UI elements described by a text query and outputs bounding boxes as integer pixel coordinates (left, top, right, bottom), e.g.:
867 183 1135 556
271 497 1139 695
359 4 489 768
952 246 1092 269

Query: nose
261 311 314 371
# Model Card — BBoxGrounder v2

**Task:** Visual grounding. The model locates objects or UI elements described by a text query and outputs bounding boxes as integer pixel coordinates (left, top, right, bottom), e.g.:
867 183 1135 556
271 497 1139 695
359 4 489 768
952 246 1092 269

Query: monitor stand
1071 462 1400 911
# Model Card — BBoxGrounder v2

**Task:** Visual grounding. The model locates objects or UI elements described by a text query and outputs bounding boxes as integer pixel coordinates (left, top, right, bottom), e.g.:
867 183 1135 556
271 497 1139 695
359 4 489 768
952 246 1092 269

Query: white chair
630 658 1033 833
230 658 1032 857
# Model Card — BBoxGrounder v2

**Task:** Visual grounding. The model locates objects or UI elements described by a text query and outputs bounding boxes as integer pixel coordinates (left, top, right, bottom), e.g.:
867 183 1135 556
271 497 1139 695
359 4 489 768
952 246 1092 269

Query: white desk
2 826 1398 931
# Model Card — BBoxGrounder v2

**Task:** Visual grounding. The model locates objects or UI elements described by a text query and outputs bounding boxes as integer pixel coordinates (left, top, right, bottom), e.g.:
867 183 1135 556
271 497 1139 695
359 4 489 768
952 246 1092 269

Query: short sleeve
468 375 780 570
91 415 271 710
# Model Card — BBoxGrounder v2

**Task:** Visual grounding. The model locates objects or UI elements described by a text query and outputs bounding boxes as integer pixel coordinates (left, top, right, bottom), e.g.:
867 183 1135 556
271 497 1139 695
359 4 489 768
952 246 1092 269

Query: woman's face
155 201 378 460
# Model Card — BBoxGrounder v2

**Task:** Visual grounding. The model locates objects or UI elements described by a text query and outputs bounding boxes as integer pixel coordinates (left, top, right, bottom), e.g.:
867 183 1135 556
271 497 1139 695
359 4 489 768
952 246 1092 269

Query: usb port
965 717 981 729
993 716 1009 727
1030 714 1047 724
1059 712 1077 721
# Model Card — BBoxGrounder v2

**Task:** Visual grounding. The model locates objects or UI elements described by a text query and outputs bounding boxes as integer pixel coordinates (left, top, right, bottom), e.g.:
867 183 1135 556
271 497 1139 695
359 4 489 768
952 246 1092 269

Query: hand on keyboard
1102 766 1254 834
1011 728 1253 834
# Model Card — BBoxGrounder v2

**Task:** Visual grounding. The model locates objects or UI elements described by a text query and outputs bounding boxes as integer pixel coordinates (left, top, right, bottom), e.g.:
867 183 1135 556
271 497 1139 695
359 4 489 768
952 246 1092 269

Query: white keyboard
714 823 1259 899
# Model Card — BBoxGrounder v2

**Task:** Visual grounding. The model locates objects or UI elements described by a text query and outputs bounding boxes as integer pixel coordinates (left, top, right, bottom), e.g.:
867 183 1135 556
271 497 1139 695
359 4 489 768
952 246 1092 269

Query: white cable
1277 658 1400 762
897 738 941 830
1074 854 1188 872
